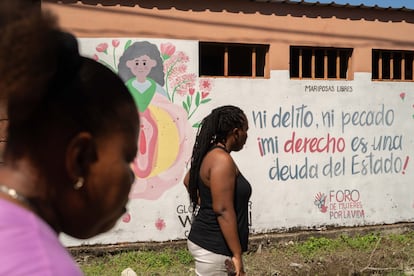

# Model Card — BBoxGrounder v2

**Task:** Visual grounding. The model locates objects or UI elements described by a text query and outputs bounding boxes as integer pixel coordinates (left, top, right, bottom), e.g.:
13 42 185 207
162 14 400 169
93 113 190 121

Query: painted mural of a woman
118 41 192 200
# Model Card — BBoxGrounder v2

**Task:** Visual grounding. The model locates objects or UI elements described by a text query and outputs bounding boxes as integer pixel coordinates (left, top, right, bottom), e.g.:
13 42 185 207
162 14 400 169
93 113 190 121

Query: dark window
290 46 353 80
393 52 402 79
228 45 252 76
256 46 266 77
199 44 224 76
290 47 299 78
315 49 324 79
327 50 336 78
372 49 414 81
302 48 312 78
406 54 414 80
382 51 391 80
199 42 269 78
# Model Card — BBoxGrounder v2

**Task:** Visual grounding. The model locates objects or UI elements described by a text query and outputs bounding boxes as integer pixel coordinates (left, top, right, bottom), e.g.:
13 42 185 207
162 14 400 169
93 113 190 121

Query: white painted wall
61 37 414 246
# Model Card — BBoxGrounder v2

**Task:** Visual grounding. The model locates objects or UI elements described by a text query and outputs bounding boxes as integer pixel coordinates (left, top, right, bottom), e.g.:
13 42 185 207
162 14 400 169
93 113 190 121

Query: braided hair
188 105 246 211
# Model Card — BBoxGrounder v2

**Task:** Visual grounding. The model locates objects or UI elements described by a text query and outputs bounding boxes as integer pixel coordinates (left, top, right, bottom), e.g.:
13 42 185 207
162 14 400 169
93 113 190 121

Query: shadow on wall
43 0 414 23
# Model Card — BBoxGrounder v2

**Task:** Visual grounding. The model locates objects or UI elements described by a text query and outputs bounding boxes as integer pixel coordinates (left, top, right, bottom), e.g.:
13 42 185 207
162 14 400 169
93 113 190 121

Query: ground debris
77 223 414 276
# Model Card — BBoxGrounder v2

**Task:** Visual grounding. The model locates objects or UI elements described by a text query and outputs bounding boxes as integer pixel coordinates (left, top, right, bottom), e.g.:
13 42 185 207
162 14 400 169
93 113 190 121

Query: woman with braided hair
184 105 252 276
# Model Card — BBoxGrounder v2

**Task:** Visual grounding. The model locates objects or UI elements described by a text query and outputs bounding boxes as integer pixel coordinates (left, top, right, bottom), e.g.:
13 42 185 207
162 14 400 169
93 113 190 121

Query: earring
74 177 84 190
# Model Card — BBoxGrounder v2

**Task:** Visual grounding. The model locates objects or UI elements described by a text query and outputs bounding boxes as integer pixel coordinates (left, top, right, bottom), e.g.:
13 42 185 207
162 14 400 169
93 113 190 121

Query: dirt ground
246 239 413 275
72 223 414 275
243 243 414 276
243 223 414 275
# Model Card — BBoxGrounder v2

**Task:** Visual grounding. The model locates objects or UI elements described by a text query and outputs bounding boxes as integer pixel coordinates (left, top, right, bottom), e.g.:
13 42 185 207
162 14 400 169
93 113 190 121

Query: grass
77 231 414 275
291 232 382 259
80 248 194 275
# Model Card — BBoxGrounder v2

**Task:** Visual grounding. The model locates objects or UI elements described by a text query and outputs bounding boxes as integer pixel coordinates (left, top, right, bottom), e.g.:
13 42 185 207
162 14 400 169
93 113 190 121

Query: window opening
199 42 269 78
290 46 352 80
372 49 414 81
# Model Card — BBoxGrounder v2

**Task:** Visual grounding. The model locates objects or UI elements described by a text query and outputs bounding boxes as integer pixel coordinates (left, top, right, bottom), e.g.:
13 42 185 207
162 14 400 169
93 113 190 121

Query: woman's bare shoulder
204 148 236 172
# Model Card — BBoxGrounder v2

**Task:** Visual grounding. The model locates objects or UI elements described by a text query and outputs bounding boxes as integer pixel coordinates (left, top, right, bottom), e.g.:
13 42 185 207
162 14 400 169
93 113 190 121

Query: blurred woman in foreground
0 3 139 275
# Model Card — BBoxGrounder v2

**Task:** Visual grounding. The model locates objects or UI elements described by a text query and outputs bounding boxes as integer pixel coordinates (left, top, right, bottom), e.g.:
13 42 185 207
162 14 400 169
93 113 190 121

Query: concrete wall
40 1 414 246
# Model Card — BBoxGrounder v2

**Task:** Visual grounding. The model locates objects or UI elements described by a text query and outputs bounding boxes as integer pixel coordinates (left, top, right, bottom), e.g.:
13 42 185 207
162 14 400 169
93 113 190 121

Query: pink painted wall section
39 1 414 246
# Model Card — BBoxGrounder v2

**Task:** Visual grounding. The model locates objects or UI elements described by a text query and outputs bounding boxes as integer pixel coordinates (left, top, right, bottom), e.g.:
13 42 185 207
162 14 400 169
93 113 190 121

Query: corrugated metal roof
253 0 414 12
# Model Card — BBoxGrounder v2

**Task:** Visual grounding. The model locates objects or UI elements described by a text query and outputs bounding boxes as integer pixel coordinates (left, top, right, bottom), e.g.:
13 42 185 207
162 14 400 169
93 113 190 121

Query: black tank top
188 146 252 256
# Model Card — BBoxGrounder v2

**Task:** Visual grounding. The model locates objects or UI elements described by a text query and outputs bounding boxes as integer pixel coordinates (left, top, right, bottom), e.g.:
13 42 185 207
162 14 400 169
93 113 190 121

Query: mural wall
61 37 414 246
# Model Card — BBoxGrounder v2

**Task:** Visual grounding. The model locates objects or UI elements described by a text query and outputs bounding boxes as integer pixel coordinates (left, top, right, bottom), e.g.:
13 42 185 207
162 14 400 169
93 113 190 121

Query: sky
295 0 414 9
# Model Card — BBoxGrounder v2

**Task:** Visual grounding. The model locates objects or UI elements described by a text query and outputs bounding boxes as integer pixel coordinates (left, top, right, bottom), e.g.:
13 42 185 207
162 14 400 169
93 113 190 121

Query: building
41 0 414 245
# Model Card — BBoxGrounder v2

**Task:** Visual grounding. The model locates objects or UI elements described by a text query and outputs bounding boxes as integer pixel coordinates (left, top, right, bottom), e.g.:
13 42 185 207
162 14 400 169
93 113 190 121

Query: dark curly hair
0 6 138 172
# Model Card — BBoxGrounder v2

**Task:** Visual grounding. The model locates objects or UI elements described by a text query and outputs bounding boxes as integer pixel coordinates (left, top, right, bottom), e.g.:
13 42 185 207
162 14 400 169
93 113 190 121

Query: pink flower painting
162 49 212 127
155 218 166 231
160 42 176 60
96 43 108 54
112 39 120 48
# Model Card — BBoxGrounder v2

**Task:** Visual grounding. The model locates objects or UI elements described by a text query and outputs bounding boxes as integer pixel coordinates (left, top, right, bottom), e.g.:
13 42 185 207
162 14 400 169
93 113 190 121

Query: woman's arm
208 151 245 275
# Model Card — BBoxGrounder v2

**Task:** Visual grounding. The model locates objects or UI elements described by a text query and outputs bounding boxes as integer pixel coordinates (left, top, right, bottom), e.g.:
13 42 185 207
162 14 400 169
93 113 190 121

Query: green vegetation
77 231 414 275
292 232 382 259
80 248 193 275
